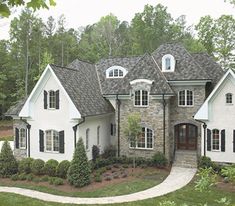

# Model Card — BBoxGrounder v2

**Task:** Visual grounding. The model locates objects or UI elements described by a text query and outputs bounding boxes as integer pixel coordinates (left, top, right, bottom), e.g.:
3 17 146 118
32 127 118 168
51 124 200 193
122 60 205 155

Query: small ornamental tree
124 113 142 169
67 138 91 187
0 141 18 177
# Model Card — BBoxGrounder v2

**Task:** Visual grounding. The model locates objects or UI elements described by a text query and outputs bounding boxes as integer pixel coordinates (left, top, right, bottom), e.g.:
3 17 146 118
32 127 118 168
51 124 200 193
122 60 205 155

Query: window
165 57 171 70
130 127 153 149
178 90 193 106
49 90 56 109
226 93 232 104
134 90 149 106
45 130 59 152
44 90 59 110
111 123 116 136
97 126 100 145
106 66 127 78
162 54 175 72
86 129 89 150
212 129 220 151
19 128 26 149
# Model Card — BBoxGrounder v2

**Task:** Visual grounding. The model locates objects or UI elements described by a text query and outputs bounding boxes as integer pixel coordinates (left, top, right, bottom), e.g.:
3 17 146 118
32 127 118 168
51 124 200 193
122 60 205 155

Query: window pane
137 128 146 148
212 129 219 150
179 90 185 105
119 70 123 77
53 131 59 152
19 128 26 148
147 128 153 148
187 90 193 105
165 58 171 70
135 91 141 105
49 91 56 108
109 70 113 77
226 93 232 104
114 69 118 77
46 131 52 151
142 90 148 106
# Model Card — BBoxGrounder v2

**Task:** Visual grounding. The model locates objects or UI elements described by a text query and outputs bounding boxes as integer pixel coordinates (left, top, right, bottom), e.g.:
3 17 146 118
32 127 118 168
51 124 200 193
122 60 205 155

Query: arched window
226 93 232 104
19 128 26 149
130 127 153 149
178 90 193 106
106 66 128 78
49 90 56 109
212 129 220 151
86 129 89 150
134 90 149 106
45 130 59 152
162 54 175 72
97 126 100 145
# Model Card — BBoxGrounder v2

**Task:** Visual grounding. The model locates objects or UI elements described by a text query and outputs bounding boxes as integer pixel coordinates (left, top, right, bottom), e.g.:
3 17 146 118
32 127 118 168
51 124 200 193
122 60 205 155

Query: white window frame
86 128 89 150
48 90 56 109
225 93 233 104
162 54 175 72
134 90 149 107
129 127 154 150
211 129 220 151
45 130 59 153
178 90 194 107
106 66 128 78
19 128 26 149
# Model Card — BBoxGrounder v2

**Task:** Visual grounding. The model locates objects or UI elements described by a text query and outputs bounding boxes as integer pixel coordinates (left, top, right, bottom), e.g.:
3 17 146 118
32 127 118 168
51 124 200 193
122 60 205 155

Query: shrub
31 159 45 175
18 158 34 174
44 159 58 177
94 174 102 182
18 173 27 180
0 141 18 177
198 156 213 169
40 175 49 182
49 177 64 185
67 138 91 187
221 165 235 183
56 160 70 178
102 145 116 159
11 174 19 181
26 174 34 181
92 145 100 162
152 152 167 167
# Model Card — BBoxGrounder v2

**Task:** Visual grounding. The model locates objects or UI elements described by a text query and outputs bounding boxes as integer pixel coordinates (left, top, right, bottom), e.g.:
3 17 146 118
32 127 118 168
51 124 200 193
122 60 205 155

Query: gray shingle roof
5 98 26 116
152 43 211 81
50 61 114 117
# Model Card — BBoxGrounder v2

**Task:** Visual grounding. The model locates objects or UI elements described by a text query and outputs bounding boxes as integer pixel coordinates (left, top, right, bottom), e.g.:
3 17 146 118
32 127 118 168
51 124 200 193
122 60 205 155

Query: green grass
0 182 234 206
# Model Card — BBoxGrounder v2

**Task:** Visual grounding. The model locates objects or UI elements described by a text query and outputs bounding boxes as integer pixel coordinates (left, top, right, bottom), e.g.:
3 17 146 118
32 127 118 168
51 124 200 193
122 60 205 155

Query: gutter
20 117 31 157
72 117 85 148
116 95 121 157
162 93 166 155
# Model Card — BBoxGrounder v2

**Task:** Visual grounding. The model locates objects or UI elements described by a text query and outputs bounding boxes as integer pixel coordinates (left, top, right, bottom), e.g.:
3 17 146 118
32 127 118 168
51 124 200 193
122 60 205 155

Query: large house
6 43 227 164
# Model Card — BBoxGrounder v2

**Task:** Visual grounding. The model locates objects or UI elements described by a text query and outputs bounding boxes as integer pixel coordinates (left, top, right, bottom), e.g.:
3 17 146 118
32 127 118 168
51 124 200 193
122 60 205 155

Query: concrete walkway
0 166 197 205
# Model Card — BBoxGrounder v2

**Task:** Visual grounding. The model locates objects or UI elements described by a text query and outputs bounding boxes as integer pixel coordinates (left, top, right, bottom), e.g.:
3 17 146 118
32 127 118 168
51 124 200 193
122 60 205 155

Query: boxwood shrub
44 159 58 177
18 158 34 174
56 160 70 178
31 159 45 175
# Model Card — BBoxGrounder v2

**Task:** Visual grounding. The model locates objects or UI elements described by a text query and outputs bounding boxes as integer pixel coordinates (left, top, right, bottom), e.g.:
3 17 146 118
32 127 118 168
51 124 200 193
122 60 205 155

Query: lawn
0 181 234 206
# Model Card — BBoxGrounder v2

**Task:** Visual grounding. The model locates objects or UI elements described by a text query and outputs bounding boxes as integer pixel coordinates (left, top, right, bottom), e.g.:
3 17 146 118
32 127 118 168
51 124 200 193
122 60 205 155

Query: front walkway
0 166 197 205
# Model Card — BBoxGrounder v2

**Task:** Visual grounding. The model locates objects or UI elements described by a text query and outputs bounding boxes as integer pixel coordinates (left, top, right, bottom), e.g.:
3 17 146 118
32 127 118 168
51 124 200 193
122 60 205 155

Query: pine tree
0 141 18 177
67 138 91 187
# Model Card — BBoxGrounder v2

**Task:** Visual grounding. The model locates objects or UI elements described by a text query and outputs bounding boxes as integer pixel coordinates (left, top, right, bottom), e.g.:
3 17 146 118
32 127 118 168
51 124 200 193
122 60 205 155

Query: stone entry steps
173 150 198 168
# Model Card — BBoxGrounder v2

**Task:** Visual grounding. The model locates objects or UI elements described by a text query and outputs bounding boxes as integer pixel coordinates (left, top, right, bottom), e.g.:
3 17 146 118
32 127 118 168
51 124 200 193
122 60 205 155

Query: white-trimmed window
97 126 100 145
49 90 56 109
212 129 220 151
178 90 193 106
130 127 153 149
19 128 26 149
162 54 175 72
106 66 127 78
86 128 89 150
45 130 59 152
226 93 232 104
134 90 149 107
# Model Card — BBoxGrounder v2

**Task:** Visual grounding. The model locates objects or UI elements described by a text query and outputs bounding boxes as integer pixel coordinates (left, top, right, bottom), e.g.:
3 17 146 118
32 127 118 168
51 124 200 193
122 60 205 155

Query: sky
0 0 234 40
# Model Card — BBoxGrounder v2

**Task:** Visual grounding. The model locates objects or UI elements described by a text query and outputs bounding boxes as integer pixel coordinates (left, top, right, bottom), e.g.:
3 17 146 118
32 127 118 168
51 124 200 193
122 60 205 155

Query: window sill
44 151 59 154
134 105 149 108
129 147 153 151
178 105 194 108
18 147 26 150
225 103 233 106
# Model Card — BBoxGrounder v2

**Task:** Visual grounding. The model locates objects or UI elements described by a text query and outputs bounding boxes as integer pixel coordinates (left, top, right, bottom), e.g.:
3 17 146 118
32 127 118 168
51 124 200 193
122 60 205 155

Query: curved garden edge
0 166 197 205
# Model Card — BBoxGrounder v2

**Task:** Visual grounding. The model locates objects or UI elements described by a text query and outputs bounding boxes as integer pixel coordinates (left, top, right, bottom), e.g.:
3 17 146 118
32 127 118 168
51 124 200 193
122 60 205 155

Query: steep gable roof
5 98 27 116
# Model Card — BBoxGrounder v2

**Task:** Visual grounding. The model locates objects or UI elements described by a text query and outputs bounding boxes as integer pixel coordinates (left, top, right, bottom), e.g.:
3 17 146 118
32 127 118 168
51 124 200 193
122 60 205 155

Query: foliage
198 156 214 169
67 138 91 187
102 145 116 159
215 197 231 205
0 141 18 177
44 159 58 177
18 158 34 174
195 167 217 192
92 145 100 162
56 160 70 179
152 152 168 167
221 165 235 183
48 177 64 185
159 200 177 206
31 159 45 175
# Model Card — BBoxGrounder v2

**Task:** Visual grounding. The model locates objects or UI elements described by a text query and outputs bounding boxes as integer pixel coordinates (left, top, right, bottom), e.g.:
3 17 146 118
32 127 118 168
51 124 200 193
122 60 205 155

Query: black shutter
44 90 48 109
207 129 211 151
111 123 113 135
56 90 60 109
221 129 225 152
15 128 19 149
233 130 235 153
39 130 44 152
59 131 64 153
25 128 27 149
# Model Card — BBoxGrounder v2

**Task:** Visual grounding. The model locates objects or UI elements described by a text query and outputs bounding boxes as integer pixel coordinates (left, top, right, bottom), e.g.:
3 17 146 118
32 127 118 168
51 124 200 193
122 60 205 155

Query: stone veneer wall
13 119 27 160
116 95 171 161
168 85 206 160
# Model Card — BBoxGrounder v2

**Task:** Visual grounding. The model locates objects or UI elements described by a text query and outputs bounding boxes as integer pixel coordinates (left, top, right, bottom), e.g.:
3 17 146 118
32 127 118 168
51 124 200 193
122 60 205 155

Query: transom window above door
178 90 193 106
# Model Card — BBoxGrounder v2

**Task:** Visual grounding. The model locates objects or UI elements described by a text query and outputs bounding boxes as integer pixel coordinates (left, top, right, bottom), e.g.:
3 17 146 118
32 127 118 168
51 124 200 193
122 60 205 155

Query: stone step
173 150 198 168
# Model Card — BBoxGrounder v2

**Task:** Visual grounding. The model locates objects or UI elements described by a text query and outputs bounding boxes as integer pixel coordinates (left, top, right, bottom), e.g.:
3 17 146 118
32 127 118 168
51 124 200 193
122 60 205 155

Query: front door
175 124 197 150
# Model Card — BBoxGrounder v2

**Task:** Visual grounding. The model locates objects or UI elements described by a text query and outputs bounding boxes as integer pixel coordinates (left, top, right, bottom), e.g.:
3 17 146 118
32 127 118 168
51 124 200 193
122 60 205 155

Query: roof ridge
50 64 79 72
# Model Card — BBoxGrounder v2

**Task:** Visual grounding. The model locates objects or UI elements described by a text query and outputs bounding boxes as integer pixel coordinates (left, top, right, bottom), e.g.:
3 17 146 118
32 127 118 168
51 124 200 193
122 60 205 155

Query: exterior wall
117 95 171 161
204 77 235 163
169 85 206 159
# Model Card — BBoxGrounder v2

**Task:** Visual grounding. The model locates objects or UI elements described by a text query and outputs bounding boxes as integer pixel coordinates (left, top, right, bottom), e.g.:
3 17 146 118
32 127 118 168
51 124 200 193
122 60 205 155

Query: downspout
116 95 121 157
72 117 85 148
20 117 31 157
162 93 166 155
194 117 207 157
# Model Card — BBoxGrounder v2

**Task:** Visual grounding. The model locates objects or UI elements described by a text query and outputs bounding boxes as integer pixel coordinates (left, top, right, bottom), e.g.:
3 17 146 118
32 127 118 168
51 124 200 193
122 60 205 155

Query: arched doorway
175 123 197 150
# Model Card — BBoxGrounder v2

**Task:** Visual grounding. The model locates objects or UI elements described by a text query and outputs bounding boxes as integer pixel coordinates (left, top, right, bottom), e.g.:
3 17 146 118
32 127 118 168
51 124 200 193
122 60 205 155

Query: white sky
0 0 234 40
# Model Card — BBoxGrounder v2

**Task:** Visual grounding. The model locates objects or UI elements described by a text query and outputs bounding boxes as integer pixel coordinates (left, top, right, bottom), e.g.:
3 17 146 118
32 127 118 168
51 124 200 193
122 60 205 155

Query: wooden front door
175 124 197 150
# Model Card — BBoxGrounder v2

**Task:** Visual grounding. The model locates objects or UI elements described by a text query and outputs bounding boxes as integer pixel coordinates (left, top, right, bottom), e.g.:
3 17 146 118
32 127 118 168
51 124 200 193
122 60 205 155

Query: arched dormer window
226 93 233 104
162 54 175 72
106 66 128 78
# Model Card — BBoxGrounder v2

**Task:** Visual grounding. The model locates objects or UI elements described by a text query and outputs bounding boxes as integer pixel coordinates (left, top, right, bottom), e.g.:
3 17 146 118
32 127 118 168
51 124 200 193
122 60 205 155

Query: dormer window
106 66 127 78
162 54 175 72
226 93 233 104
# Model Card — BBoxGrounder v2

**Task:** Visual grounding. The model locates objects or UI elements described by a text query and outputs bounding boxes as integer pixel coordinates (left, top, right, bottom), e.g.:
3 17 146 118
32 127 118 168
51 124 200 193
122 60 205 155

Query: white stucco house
194 69 235 163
